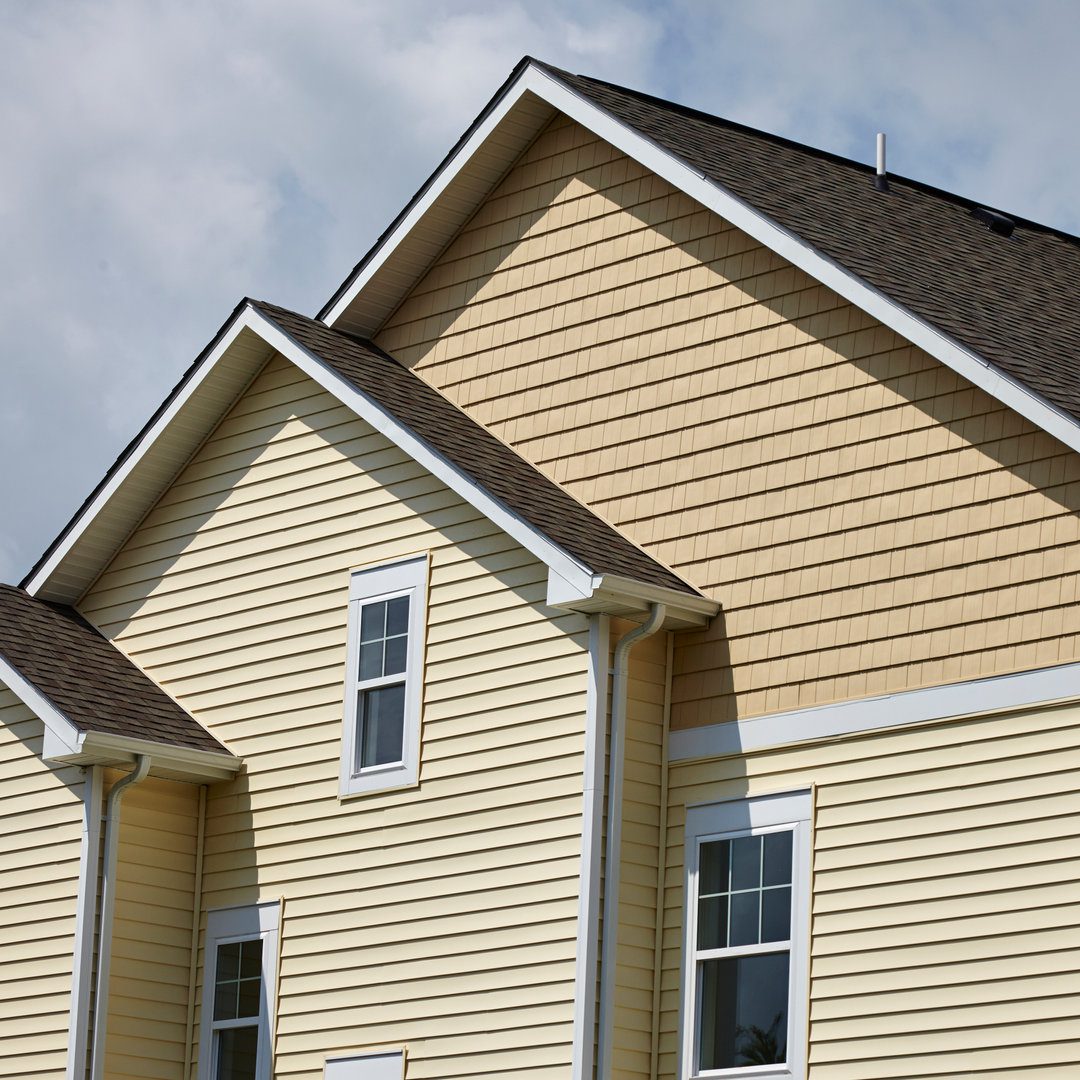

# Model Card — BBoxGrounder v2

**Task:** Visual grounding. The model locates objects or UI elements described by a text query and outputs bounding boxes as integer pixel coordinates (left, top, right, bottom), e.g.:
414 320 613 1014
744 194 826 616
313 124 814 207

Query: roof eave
548 569 718 629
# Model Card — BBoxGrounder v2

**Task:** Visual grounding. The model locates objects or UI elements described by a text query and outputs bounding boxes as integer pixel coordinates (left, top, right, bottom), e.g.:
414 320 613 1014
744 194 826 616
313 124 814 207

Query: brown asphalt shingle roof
251 300 697 595
537 62 1080 425
0 584 229 755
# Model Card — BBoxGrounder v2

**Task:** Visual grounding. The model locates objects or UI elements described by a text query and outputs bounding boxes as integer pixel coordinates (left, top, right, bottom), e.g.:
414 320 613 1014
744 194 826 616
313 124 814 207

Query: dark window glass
763 830 793 887
730 834 761 891
697 895 728 950
215 1024 259 1080
700 840 729 895
359 684 406 769
761 886 792 943
729 890 760 947
213 939 262 1021
386 595 409 637
357 597 410 680
699 953 789 1071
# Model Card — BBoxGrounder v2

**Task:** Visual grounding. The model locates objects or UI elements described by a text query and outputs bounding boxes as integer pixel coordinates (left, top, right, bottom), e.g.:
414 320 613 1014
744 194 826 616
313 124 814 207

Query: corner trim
669 659 1080 762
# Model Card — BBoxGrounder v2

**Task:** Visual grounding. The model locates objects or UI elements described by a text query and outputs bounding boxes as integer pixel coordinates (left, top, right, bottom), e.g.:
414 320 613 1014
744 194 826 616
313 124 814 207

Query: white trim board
324 61 1080 461
669 658 1080 762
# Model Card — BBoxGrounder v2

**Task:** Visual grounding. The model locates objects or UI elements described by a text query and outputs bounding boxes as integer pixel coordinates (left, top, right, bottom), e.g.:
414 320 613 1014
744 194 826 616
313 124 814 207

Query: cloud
0 0 1076 583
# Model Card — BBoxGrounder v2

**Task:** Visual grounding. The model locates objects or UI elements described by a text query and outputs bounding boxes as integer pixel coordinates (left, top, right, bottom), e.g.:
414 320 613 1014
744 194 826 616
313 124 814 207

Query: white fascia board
0 653 82 757
320 79 536 330
79 730 240 781
244 306 598 599
25 314 259 599
526 66 1080 458
670 657 1080 762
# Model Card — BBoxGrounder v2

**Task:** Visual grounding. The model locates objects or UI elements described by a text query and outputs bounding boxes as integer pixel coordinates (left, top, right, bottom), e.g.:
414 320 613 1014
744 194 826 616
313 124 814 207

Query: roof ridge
540 63 1080 247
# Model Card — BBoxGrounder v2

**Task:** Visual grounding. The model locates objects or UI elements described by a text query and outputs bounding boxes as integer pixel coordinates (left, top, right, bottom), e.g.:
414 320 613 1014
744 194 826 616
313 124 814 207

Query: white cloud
1 0 1077 583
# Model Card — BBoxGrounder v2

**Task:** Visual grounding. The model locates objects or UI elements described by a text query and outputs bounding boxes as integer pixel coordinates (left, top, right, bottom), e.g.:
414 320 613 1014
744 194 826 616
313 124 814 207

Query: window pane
359 684 406 769
383 633 407 676
215 1024 259 1080
729 889 760 947
236 976 261 1019
762 886 792 943
359 601 386 643
239 940 262 980
216 941 241 982
697 895 728 950
213 980 236 1022
358 640 384 681
763 830 793 887
730 834 761 891
699 952 789 1071
386 595 410 636
700 840 729 895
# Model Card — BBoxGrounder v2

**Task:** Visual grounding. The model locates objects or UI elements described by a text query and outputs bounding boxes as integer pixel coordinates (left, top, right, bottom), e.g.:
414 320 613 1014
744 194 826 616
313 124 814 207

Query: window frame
680 790 812 1080
198 901 281 1080
339 554 428 798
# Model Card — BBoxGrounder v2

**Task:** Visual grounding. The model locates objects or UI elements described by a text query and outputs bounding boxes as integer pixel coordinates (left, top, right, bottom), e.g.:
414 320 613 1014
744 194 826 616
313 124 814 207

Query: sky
2 0 1078 585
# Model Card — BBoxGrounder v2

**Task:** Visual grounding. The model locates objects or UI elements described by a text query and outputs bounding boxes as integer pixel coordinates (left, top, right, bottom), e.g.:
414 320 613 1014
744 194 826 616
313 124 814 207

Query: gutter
596 603 666 1079
89 754 152 1080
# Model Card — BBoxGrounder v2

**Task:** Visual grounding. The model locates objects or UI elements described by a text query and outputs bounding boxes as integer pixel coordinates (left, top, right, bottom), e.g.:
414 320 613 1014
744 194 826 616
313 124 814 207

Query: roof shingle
0 584 229 755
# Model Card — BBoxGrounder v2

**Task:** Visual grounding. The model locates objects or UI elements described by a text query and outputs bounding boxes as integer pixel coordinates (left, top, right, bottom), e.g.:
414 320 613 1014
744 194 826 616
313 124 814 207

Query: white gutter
90 755 152 1080
571 614 611 1080
596 603 666 1079
66 765 103 1080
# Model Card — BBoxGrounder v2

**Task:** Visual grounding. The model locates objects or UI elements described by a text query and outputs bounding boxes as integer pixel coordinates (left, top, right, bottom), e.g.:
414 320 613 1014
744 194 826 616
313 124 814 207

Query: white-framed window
339 554 428 798
198 900 281 1080
681 790 812 1080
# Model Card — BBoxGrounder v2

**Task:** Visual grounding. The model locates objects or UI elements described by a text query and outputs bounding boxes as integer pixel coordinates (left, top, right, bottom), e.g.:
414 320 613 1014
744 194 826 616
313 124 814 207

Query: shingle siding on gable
78 353 592 1079
0 685 83 1080
376 114 1080 725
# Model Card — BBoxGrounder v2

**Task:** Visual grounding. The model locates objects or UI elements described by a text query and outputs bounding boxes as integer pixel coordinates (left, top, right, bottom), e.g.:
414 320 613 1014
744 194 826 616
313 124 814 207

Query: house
3 54 1080 1080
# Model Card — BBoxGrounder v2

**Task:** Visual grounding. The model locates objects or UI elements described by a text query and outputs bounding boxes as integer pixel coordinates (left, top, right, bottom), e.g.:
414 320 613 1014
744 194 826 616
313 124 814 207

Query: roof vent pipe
874 132 889 191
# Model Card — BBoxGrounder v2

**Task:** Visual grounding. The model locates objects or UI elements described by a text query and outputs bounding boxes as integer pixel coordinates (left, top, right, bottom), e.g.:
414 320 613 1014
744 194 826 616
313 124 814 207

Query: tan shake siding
104 771 198 1080
375 113 1080 727
0 685 84 1080
78 353 592 1079
610 625 668 1080
661 701 1080 1079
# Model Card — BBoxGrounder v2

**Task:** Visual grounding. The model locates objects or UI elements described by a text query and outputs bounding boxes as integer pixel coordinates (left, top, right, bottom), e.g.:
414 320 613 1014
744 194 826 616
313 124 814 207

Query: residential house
4 57 1080 1080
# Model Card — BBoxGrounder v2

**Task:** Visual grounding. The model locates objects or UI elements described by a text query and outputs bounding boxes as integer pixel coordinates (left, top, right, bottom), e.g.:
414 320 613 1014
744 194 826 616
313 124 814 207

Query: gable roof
0 584 236 779
25 299 713 627
321 57 1080 459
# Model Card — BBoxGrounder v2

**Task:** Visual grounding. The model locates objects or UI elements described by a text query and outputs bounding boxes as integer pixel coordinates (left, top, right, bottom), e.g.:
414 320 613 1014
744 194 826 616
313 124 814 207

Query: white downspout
90 754 151 1080
596 603 665 1079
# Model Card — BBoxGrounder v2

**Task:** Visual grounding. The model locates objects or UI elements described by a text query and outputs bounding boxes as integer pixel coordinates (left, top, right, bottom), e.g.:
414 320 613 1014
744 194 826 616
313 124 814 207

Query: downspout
649 631 674 1080
90 754 151 1080
596 603 665 1079
184 785 208 1080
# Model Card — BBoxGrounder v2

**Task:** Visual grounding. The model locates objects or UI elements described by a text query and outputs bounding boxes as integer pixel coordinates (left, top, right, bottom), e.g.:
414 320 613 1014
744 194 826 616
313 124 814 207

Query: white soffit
323 62 1080 460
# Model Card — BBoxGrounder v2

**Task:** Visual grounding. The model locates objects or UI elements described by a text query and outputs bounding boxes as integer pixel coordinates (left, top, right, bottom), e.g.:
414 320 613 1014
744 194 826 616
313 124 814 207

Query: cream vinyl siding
660 700 1080 1079
104 771 199 1080
0 686 84 1080
375 113 1080 728
79 353 591 1079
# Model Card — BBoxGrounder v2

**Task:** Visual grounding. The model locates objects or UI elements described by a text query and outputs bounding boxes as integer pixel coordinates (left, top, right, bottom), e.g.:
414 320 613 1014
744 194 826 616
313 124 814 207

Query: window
340 555 428 797
682 790 811 1080
199 901 281 1080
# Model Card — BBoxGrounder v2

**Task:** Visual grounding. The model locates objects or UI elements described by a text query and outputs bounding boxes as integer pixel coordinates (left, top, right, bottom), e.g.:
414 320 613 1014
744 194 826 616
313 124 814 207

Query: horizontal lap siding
79 355 590 1079
105 772 198 1080
375 112 1080 726
0 687 83 1079
663 702 1080 1078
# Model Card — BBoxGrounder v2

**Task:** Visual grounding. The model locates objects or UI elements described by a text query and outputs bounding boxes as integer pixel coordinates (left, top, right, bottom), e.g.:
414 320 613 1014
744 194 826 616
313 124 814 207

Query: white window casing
339 554 429 798
198 901 282 1080
681 790 812 1080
